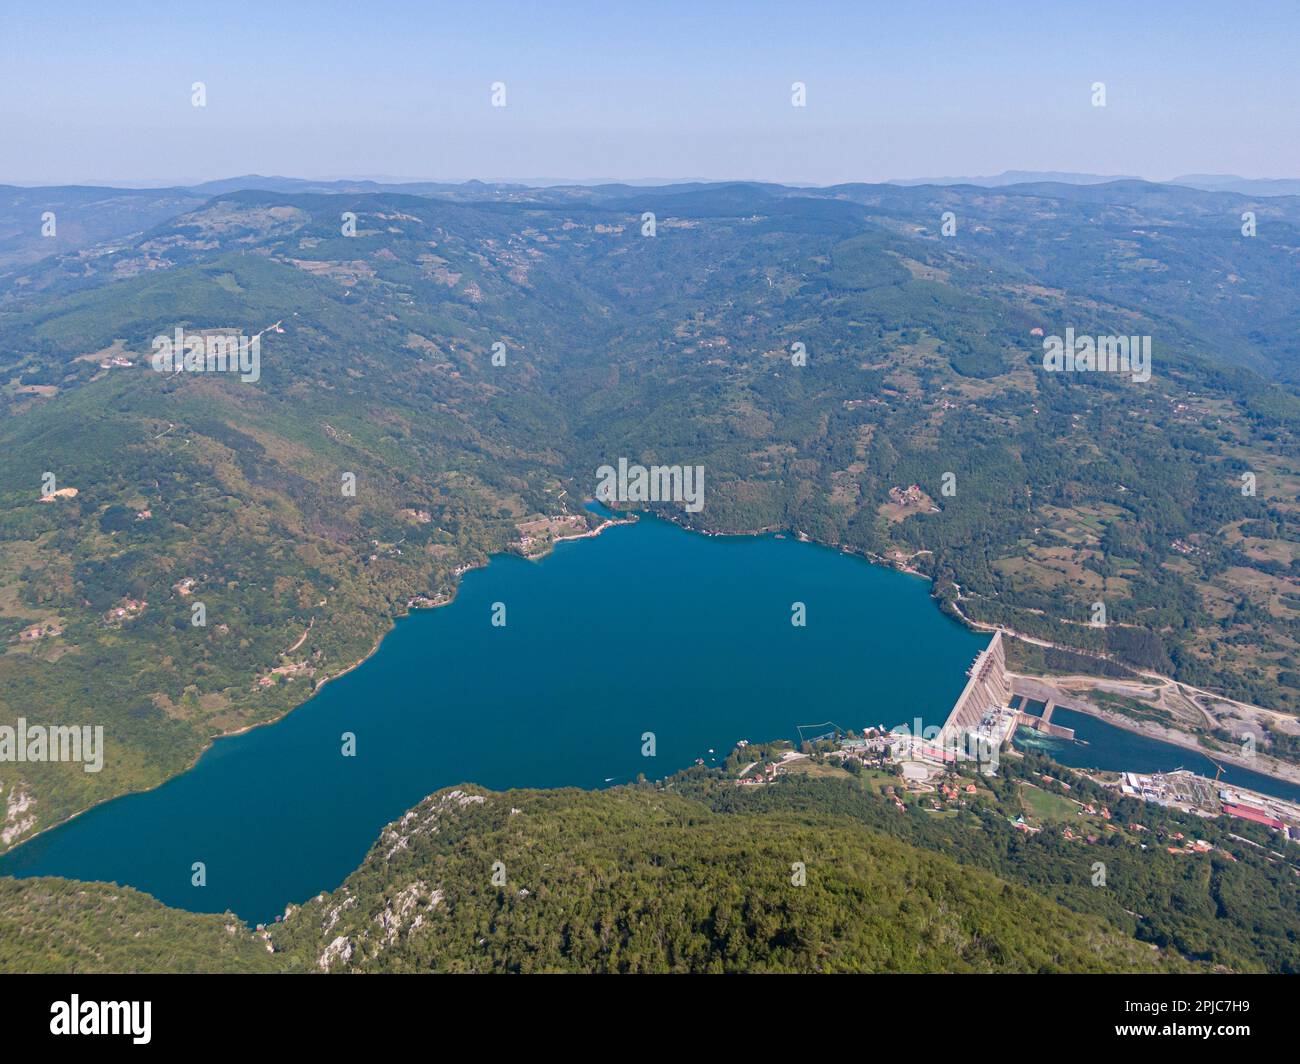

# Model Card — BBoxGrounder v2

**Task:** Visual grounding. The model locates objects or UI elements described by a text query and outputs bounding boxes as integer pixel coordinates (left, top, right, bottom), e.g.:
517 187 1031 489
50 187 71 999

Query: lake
0 513 988 923
10 512 1300 922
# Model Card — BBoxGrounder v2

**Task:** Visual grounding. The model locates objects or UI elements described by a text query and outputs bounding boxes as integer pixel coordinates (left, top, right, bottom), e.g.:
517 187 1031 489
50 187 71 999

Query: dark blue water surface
0 515 986 922
8 513 1294 924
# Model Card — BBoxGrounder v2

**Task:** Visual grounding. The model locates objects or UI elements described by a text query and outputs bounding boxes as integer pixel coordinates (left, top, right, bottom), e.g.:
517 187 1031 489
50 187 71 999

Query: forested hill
16 748 1300 973
0 876 281 973
1 179 1299 851
266 747 1298 975
0 779 1188 974
267 783 1186 974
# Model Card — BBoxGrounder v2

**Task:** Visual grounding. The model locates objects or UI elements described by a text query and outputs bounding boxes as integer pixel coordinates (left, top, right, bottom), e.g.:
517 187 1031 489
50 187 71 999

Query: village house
19 623 63 642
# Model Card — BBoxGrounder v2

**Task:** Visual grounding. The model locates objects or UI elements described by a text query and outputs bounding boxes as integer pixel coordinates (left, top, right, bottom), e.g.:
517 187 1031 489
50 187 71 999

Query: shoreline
0 510 634 857
653 509 1300 790
6 504 1298 857
0 625 394 858
519 514 638 559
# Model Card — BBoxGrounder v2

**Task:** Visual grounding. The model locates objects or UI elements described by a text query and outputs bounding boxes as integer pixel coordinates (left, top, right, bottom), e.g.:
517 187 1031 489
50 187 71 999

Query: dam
937 630 1013 747
927 630 1074 767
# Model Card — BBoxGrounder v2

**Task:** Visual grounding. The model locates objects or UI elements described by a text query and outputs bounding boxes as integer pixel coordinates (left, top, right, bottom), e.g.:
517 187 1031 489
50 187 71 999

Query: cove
0 514 987 924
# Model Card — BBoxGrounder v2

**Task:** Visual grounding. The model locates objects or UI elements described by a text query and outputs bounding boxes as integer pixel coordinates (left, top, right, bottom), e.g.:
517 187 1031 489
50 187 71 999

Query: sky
1 0 1297 187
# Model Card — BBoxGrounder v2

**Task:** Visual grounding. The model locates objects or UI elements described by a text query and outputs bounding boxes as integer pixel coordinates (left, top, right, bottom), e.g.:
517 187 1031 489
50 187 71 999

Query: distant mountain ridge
13 170 1300 199
888 169 1300 197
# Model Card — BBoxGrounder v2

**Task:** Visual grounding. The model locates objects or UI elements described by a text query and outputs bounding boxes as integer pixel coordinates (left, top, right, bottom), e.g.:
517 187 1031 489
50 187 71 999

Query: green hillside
267 783 1187 974
0 876 281 973
1 181 1299 854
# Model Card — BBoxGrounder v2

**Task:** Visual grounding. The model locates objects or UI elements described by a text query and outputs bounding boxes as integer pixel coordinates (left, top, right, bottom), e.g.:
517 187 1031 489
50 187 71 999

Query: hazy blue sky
2 0 1296 185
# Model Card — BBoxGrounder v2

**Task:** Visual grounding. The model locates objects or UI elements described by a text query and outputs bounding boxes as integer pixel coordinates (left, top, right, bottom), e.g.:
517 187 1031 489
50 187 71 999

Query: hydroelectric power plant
891 630 1074 774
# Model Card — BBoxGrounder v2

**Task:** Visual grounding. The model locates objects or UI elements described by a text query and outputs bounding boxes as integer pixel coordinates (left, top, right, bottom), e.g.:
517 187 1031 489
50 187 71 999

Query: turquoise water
0 514 987 924
9 514 1294 924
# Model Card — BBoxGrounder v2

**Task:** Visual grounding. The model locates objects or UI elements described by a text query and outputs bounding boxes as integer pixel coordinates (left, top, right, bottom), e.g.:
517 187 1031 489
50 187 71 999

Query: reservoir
0 514 986 923
7 513 1295 923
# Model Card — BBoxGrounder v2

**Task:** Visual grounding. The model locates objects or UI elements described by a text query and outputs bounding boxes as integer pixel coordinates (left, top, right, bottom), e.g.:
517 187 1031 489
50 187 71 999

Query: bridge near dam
1015 697 1076 740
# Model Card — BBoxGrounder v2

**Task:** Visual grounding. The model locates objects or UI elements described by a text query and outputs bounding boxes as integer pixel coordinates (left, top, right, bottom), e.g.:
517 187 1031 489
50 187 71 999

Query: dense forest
266 781 1188 974
2 750 1294 973
696 750 1300 973
0 876 280 973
